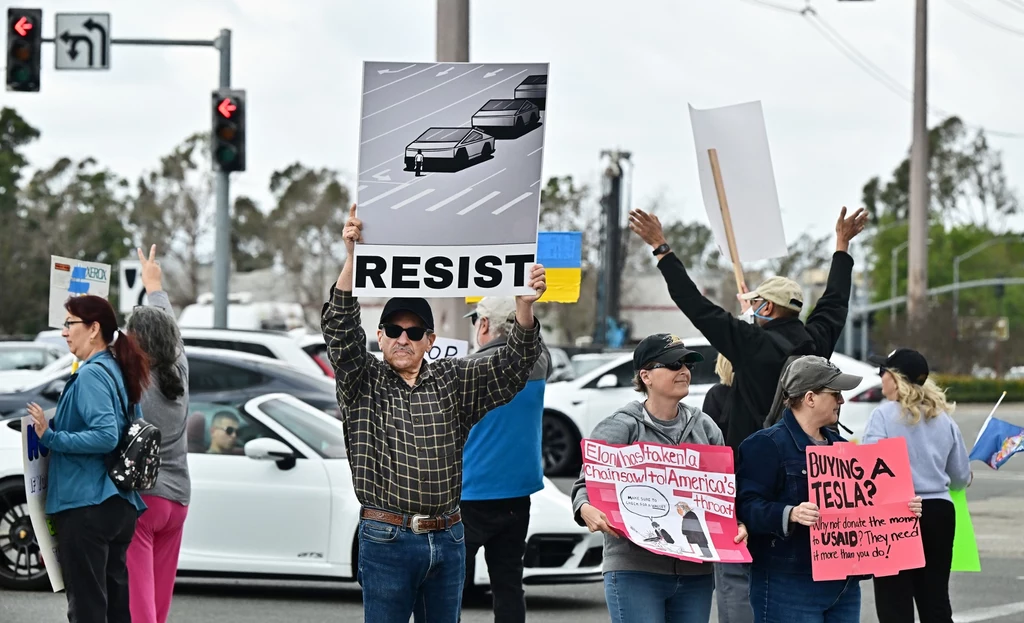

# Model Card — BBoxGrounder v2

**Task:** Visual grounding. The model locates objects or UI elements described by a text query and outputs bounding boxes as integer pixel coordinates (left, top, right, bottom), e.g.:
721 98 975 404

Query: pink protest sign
806 437 925 581
581 439 751 564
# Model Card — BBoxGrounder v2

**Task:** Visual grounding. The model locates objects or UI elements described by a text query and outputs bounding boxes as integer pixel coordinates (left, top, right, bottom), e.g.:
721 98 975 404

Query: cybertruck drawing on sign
404 127 496 173
514 75 547 110
471 99 542 138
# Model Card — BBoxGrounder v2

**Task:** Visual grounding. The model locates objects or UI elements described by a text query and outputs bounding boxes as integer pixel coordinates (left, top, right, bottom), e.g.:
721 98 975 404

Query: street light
952 236 1024 338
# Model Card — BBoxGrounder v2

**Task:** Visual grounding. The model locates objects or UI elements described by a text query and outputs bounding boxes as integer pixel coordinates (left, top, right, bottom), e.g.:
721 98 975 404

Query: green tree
232 196 273 272
0 107 42 335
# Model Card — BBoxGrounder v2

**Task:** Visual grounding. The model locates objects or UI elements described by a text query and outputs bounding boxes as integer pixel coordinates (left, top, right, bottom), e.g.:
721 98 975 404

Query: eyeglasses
379 323 432 341
62 320 85 329
649 360 695 372
215 426 238 436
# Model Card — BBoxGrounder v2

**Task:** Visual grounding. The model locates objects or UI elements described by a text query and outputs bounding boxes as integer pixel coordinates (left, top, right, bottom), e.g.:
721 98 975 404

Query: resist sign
806 438 925 581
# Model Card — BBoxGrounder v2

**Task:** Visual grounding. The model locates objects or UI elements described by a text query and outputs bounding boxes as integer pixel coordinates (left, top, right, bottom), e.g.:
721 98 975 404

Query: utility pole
435 0 472 341
906 0 930 330
213 29 232 329
594 150 630 347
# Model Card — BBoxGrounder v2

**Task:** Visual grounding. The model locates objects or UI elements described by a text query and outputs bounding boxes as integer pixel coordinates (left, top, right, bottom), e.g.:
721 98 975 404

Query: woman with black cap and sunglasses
570 333 746 623
863 348 972 623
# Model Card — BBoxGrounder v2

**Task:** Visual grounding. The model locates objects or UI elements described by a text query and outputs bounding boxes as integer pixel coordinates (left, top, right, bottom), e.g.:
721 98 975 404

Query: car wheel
543 412 580 476
456 149 469 166
0 478 51 591
482 143 493 158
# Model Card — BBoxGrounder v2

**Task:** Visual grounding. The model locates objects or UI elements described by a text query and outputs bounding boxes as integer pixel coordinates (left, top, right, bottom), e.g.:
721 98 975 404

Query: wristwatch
652 243 671 256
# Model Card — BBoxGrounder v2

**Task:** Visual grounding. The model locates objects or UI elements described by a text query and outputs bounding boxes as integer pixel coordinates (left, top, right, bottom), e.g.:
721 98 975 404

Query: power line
734 0 1024 139
946 0 1024 36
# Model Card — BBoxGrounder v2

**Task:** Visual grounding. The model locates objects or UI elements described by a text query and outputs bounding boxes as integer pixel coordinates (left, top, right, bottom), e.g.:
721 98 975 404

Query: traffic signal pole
23 25 237 328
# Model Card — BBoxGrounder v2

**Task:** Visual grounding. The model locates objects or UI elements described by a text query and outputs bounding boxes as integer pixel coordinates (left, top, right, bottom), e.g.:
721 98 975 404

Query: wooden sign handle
708 148 745 296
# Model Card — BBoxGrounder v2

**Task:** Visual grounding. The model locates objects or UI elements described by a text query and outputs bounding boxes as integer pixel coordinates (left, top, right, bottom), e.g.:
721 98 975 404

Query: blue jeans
604 570 715 623
748 566 860 623
357 517 467 623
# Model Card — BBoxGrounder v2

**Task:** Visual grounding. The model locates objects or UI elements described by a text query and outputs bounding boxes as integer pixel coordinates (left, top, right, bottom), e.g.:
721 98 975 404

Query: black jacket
656 251 854 450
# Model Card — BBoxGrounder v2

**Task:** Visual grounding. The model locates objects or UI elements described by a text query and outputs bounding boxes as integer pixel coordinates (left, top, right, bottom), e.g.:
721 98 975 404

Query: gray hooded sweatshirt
570 400 724 576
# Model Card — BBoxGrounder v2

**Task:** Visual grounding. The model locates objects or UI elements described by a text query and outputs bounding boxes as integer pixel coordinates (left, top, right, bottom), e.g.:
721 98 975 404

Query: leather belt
360 508 462 534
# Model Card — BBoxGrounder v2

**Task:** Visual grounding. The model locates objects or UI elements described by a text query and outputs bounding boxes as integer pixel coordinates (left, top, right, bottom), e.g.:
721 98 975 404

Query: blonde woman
702 354 733 432
863 348 972 623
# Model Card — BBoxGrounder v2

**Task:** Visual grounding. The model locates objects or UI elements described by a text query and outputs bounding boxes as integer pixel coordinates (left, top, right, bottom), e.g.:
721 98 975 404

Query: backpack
96 363 163 491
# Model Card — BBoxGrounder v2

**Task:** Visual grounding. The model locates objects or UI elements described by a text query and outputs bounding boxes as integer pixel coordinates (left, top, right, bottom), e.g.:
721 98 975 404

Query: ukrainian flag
467 232 582 303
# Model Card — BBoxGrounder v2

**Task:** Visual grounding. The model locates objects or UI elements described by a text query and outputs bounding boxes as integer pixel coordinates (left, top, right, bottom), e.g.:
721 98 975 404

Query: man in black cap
321 204 547 623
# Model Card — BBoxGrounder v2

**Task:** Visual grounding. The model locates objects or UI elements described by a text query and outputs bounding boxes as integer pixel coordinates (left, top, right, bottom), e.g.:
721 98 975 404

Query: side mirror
596 374 618 389
244 438 296 470
40 379 66 401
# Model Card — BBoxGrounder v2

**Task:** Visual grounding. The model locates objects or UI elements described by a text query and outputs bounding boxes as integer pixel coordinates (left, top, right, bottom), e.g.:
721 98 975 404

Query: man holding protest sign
736 355 923 623
320 204 547 623
570 333 748 623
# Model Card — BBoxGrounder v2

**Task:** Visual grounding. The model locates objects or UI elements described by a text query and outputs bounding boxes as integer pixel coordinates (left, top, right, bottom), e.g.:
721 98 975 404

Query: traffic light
6 8 41 92
211 89 246 172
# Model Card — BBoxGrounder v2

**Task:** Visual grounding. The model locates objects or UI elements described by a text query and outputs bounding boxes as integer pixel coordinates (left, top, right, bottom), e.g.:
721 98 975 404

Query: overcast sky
10 0 1024 258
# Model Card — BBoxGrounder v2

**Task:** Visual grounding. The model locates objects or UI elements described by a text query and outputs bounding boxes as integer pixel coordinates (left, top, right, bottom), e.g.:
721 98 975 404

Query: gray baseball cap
781 355 863 398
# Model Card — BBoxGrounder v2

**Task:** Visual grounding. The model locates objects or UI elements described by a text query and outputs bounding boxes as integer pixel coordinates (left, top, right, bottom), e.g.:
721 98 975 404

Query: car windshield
258 398 347 459
520 75 546 85
0 347 49 371
415 128 471 142
479 100 520 111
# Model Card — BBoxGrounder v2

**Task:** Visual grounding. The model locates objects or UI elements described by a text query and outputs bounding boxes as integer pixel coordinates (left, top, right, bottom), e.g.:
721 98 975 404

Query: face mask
739 308 755 324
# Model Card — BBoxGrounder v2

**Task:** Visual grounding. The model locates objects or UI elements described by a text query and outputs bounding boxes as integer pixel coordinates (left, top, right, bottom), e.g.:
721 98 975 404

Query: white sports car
0 394 602 590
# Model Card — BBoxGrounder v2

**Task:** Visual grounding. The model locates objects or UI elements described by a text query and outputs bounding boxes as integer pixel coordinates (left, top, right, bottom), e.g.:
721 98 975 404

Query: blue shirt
461 339 550 501
40 350 146 515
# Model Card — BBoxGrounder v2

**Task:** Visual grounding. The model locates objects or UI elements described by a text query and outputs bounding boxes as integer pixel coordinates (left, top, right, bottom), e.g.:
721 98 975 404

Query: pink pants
127 495 189 623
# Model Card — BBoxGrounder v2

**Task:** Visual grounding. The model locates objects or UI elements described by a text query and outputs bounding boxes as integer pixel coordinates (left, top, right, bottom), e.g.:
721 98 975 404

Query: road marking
953 601 1024 622
492 192 533 215
359 180 405 186
527 147 543 157
361 69 528 145
426 188 474 212
360 174 431 207
458 191 501 216
357 185 367 192
363 66 483 119
531 180 541 188
389 189 435 210
472 168 507 186
363 64 437 95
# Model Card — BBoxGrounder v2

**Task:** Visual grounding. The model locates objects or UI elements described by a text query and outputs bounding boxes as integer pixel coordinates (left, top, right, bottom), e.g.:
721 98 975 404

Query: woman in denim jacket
27 295 150 623
735 356 922 623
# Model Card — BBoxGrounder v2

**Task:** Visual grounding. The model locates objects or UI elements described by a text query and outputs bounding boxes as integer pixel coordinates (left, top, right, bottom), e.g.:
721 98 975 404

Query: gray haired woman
124 245 191 623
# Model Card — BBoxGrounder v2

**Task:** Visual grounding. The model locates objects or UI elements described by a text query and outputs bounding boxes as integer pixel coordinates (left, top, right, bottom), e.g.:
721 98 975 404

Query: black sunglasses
216 426 238 436
379 323 432 341
649 360 696 372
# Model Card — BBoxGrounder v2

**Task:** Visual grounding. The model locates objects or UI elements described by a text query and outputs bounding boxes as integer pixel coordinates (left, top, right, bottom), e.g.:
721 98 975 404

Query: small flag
968 391 1024 470
467 232 583 304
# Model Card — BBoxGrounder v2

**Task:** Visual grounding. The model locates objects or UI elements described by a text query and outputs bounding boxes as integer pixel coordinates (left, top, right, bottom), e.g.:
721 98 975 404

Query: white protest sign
118 259 148 314
21 414 64 591
688 101 788 264
49 255 111 328
354 61 549 298
426 337 468 362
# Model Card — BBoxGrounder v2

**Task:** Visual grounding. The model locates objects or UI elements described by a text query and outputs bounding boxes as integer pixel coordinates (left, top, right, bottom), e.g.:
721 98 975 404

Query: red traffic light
13 16 33 37
217 98 237 119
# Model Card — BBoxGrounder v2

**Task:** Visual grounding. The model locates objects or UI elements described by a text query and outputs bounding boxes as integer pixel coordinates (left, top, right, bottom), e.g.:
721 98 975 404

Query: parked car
0 346 340 422
0 393 601 591
513 75 547 109
541 336 883 476
179 327 328 378
471 99 541 132
0 343 64 372
404 127 496 170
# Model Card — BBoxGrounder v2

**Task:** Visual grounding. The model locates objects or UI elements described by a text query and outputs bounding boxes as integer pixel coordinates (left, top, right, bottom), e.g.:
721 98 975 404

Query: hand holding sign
27 402 48 438
790 502 821 527
580 503 619 538
343 204 364 256
516 264 547 305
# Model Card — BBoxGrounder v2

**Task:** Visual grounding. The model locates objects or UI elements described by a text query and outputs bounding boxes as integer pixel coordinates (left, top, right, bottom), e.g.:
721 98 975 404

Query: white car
179 328 327 378
541 336 883 476
0 394 602 591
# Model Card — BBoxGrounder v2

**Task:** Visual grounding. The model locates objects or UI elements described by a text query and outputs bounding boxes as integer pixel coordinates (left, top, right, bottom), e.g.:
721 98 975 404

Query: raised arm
804 207 866 356
627 208 766 363
136 244 182 348
321 204 383 407
454 265 546 429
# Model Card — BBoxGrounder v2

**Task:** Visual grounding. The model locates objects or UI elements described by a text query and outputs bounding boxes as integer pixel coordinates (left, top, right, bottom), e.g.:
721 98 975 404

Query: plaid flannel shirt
320 286 542 516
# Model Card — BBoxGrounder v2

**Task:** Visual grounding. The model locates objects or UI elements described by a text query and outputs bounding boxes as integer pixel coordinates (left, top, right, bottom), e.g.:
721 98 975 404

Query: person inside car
207 411 240 454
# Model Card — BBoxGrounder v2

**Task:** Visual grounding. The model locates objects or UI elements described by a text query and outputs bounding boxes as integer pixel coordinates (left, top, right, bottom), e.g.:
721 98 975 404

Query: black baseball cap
380 297 434 331
869 348 929 385
633 333 704 372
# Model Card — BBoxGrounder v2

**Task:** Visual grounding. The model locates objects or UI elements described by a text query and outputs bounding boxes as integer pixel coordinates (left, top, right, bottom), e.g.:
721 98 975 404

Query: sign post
707 148 745 295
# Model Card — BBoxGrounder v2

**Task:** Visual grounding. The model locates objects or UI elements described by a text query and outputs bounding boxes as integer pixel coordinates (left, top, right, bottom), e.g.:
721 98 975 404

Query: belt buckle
409 514 430 534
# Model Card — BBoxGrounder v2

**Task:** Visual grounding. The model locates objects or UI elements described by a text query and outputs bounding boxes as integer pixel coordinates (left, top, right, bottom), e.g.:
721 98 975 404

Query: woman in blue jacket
27 294 150 623
736 356 922 623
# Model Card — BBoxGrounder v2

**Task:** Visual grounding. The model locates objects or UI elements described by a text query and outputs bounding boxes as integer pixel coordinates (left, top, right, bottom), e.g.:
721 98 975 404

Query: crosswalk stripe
492 192 533 215
390 189 435 210
426 188 474 212
457 191 501 216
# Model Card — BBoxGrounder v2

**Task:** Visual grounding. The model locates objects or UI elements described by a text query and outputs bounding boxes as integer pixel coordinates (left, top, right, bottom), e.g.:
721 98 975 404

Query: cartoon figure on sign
676 500 713 558
619 485 681 552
